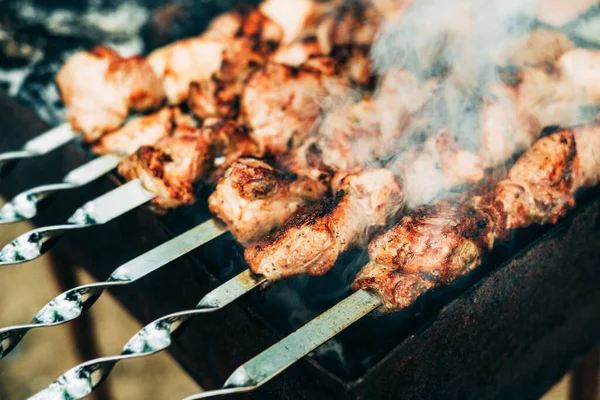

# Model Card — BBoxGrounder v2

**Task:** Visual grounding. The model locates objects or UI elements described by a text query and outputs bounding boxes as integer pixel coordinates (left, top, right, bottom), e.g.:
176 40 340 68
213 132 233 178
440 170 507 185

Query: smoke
372 0 535 79
367 0 541 207
374 0 534 138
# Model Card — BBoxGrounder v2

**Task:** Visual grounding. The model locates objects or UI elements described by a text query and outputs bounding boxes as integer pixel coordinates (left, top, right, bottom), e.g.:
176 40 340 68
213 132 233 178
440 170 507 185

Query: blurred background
0 0 599 399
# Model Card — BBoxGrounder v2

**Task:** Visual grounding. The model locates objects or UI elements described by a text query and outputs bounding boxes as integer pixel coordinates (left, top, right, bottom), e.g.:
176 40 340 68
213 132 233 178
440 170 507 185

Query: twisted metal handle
0 224 89 265
0 183 77 224
0 218 227 360
30 270 265 400
0 154 123 224
0 124 77 178
0 280 126 359
0 179 156 266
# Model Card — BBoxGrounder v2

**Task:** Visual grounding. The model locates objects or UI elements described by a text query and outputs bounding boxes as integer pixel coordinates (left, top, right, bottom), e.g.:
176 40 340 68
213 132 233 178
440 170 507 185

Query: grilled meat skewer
241 53 600 284
176 118 600 400
354 121 600 311
118 119 248 210
56 0 371 142
209 65 443 244
120 51 357 213
0 107 196 225
56 47 166 143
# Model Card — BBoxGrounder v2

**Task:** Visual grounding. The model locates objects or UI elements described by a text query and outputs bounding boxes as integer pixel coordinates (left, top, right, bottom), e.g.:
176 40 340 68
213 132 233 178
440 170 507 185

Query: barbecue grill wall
1 91 600 399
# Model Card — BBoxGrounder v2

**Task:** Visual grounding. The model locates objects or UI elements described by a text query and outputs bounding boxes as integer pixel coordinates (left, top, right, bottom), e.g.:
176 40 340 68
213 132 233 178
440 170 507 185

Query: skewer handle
0 218 228 360
0 179 155 265
0 154 123 224
0 124 77 177
30 270 266 399
183 290 382 400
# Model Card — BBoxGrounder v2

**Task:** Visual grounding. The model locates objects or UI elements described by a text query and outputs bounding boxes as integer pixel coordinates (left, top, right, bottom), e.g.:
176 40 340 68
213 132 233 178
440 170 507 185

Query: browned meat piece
205 7 282 45
241 62 350 155
189 9 285 119
259 0 333 44
208 157 328 245
148 7 282 106
353 199 496 310
118 124 221 210
56 47 165 142
276 139 334 186
497 29 575 71
490 125 600 236
91 107 176 156
353 122 600 311
187 38 262 119
315 1 381 53
147 37 225 105
272 2 382 84
245 168 403 281
204 120 261 184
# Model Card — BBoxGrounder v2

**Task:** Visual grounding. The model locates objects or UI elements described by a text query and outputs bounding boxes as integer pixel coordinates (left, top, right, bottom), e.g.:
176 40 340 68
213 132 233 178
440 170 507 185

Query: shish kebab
0 0 394 256
0 50 356 265
0 0 368 219
0 0 419 261
0 62 435 358
0 0 281 173
0 24 590 259
4 17 584 340
0 0 364 176
0 0 377 223
24 50 600 397
0 26 591 262
0 107 192 224
180 116 600 400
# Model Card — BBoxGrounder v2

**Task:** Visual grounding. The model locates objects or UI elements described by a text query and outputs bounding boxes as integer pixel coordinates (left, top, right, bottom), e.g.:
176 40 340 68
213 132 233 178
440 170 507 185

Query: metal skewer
0 218 226 360
0 123 77 178
0 154 124 224
0 179 155 266
182 290 382 400
30 270 266 400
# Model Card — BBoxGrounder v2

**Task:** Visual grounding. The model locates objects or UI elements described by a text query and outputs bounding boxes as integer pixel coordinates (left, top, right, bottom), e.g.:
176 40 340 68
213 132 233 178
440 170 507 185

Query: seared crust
245 168 404 281
208 157 327 245
188 9 284 120
242 62 350 155
56 47 165 142
353 123 600 311
118 123 229 210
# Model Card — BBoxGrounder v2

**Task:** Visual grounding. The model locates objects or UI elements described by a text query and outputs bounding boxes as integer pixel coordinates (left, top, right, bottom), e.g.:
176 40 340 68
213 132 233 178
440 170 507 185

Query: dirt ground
0 206 201 399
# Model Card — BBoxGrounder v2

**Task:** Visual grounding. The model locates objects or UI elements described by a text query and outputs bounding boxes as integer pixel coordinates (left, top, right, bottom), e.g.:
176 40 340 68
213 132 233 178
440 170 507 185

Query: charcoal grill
1 86 600 399
2 0 600 397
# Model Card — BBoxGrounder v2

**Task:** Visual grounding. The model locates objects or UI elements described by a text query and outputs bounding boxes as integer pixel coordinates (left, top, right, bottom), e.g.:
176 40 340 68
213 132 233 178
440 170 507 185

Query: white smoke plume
367 0 543 207
373 0 535 139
